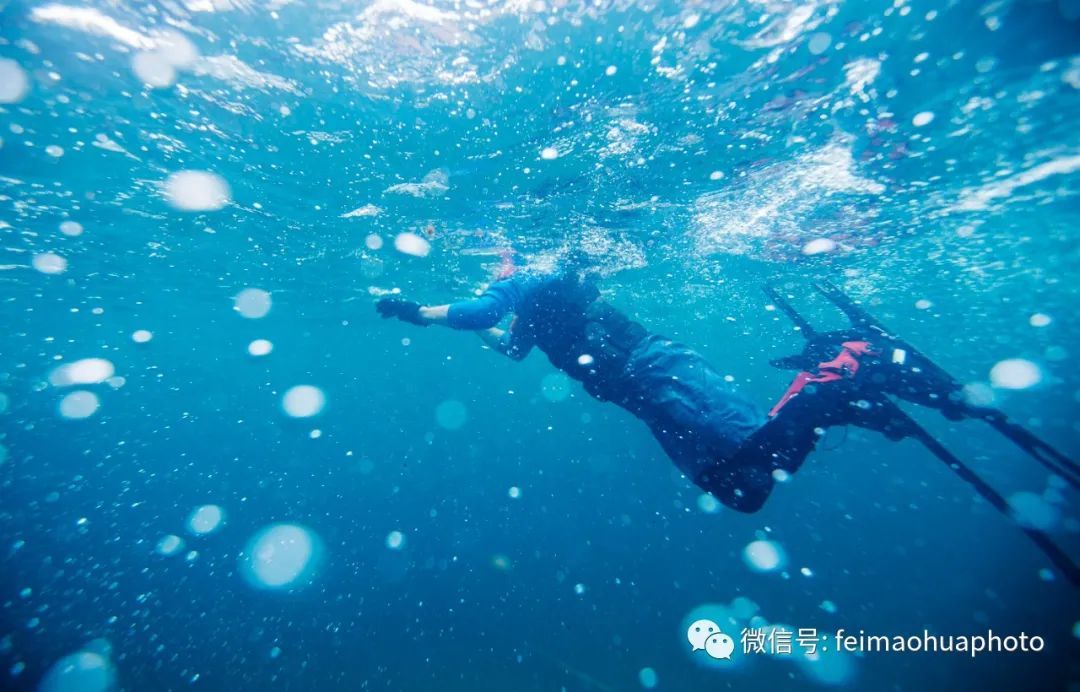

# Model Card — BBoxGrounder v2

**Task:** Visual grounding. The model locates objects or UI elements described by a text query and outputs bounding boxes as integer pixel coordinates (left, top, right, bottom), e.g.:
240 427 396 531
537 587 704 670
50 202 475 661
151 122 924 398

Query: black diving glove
376 298 428 327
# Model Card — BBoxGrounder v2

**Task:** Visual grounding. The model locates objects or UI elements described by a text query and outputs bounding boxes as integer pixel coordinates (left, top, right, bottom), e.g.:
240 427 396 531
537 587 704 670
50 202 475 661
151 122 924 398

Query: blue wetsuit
446 273 769 505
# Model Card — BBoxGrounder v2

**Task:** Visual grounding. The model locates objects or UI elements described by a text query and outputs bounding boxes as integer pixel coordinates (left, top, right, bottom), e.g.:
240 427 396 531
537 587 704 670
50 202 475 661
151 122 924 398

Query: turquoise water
1 0 1079 690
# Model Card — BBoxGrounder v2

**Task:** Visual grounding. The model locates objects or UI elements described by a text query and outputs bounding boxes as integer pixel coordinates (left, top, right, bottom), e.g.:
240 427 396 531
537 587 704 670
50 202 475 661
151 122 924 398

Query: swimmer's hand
376 298 428 327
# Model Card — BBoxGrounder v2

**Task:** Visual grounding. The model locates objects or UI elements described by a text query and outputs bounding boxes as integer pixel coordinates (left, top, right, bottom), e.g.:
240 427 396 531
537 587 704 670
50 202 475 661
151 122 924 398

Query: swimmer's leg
632 338 887 513
688 412 821 513
690 343 894 513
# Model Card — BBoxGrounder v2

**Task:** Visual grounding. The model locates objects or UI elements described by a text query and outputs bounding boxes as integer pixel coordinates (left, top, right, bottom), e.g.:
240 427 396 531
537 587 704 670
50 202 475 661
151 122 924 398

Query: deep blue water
1 0 1079 690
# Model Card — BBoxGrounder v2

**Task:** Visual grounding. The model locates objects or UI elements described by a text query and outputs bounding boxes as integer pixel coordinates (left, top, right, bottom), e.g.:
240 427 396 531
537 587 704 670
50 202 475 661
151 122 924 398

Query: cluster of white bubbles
156 534 185 556
802 238 837 255
187 504 225 535
59 391 100 420
1007 490 1061 531
282 385 325 418
540 372 572 402
912 111 935 127
39 643 116 692
131 52 175 88
32 252 68 275
386 530 405 550
59 220 83 237
163 170 231 211
637 667 658 689
393 231 431 257
743 539 787 573
157 505 223 558
962 381 997 408
807 32 832 55
50 358 115 387
989 358 1042 390
248 339 273 356
241 523 321 590
697 493 721 514
435 399 468 430
131 30 198 89
234 288 272 318
341 203 381 219
0 58 29 103
50 358 115 420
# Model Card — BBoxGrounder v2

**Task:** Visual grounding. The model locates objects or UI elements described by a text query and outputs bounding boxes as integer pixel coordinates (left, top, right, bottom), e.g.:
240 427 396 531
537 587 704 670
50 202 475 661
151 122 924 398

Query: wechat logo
687 619 735 660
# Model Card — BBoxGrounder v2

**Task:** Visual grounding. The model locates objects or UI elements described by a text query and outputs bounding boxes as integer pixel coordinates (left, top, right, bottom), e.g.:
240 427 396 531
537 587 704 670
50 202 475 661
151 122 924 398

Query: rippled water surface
1 1 1078 690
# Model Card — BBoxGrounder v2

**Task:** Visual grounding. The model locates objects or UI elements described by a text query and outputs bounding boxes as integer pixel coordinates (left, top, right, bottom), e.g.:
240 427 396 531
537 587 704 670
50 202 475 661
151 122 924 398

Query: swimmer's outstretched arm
375 296 499 328
378 276 529 330
416 304 451 324
413 311 524 360
413 280 521 329
376 291 533 360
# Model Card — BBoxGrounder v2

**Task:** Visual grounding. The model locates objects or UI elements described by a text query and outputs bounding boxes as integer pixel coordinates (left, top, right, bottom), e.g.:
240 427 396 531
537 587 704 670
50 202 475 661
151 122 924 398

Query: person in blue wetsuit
376 269 857 512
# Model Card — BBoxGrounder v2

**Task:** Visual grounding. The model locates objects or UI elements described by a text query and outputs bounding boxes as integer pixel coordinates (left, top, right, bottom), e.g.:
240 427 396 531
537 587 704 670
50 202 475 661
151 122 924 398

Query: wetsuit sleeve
445 279 521 330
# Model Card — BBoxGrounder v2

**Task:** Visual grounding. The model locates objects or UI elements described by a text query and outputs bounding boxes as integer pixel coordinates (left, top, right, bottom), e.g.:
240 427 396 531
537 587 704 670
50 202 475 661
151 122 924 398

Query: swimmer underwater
375 257 1080 583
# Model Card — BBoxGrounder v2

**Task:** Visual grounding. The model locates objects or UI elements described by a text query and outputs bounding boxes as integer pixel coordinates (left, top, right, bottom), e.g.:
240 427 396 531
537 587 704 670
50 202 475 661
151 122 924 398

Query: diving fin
873 397 1080 586
809 281 1079 489
765 281 1080 585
